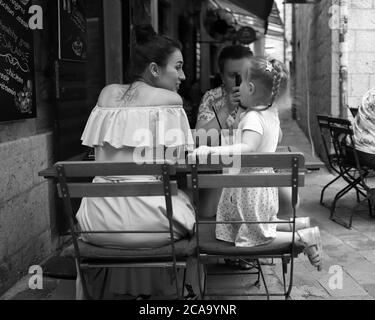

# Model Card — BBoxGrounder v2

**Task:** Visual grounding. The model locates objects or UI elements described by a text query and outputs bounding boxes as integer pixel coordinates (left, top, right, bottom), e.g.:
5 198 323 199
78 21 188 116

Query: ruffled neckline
81 104 195 150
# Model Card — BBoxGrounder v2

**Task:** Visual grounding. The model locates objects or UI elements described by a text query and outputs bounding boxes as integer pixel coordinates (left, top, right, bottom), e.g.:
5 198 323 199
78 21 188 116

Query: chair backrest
317 115 356 169
54 161 178 259
189 152 305 228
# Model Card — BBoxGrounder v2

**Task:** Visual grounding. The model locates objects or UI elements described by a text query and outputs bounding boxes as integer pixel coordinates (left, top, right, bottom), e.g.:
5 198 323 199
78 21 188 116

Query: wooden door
54 0 105 161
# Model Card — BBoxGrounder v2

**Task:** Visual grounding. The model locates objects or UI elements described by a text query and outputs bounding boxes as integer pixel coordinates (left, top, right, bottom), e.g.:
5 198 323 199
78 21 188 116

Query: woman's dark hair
218 45 253 73
127 24 182 82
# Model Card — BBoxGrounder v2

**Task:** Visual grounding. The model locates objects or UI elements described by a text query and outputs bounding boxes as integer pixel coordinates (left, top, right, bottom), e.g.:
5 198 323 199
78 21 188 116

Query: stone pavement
1 108 375 300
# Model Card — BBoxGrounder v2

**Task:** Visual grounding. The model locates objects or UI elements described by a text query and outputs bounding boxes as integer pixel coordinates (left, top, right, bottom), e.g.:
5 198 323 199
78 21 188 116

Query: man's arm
195 105 231 131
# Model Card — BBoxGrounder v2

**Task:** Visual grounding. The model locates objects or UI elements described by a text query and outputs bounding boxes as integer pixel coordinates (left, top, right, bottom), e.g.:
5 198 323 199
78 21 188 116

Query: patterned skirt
215 168 279 247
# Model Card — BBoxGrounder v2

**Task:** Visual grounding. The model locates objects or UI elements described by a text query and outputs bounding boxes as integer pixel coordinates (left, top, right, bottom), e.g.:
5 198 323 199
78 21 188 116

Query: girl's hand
189 146 212 163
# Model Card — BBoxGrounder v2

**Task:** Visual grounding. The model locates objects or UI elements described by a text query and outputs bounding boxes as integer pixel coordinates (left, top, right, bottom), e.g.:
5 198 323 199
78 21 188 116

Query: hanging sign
58 0 87 61
0 0 36 122
237 26 257 45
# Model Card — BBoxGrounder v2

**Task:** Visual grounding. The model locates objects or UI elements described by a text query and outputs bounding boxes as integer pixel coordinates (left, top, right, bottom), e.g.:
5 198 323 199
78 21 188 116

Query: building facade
293 0 375 160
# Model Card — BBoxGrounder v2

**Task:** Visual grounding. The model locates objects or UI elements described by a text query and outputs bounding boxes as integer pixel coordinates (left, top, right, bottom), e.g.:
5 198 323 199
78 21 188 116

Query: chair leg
368 199 374 218
173 267 181 300
99 268 109 300
356 189 361 203
330 178 360 218
80 271 93 300
256 260 269 300
285 258 295 300
254 266 261 289
75 259 92 300
330 176 363 228
282 259 288 295
196 255 206 300
181 268 187 297
320 174 342 205
199 264 207 300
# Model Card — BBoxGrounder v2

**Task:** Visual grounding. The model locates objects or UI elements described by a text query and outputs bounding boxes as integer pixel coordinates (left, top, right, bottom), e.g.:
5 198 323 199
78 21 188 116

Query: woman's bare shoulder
97 84 129 107
140 85 183 105
156 89 182 105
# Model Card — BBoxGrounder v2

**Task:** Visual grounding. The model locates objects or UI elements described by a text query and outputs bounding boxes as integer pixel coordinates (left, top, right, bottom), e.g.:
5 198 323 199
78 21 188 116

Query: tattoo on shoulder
117 84 140 105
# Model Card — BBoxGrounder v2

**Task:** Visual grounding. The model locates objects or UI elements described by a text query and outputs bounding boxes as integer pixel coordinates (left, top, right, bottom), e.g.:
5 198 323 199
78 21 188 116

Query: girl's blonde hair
244 57 289 111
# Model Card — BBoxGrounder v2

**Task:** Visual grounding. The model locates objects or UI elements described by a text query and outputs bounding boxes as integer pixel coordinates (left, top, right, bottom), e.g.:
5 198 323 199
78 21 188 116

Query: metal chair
317 115 374 228
54 161 195 300
188 152 306 300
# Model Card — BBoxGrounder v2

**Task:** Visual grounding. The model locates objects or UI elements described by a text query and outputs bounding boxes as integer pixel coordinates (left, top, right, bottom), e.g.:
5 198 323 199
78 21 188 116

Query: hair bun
134 24 157 45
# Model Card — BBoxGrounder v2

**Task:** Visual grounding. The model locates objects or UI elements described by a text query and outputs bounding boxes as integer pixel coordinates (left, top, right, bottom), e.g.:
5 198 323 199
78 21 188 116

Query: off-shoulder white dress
75 83 196 297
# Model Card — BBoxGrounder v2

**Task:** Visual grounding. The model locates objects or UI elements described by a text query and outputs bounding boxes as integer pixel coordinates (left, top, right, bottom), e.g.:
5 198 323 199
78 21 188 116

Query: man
196 45 253 146
193 45 253 227
351 88 375 168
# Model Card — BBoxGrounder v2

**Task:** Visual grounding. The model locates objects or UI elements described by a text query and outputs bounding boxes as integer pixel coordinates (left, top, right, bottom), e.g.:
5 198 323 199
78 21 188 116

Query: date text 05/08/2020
139 304 237 318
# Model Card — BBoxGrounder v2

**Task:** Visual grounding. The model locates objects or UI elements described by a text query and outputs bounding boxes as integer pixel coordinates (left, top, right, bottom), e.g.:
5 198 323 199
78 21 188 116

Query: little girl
192 57 322 270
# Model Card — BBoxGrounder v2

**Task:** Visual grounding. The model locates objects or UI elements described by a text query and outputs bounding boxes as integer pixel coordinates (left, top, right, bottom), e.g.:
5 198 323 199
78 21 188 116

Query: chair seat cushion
62 237 196 263
198 224 304 257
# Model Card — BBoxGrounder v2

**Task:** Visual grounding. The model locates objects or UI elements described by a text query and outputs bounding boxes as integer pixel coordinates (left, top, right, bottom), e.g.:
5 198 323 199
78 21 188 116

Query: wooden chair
317 115 374 228
188 152 306 300
54 161 195 300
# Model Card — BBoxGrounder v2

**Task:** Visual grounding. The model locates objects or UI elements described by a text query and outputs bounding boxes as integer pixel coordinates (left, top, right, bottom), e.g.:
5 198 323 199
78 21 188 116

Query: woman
76 25 196 299
348 88 375 168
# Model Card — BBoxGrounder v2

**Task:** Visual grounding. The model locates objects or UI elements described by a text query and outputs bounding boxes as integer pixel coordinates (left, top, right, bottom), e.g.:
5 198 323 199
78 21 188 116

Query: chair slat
55 161 176 177
57 181 178 198
329 126 352 135
189 153 305 169
187 173 305 188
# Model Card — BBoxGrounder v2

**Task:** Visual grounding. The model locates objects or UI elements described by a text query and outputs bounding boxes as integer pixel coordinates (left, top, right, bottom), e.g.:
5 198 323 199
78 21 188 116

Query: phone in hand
235 73 245 110
235 73 242 87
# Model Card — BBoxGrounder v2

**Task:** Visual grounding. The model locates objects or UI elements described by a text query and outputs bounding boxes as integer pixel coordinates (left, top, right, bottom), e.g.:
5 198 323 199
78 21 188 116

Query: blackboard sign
58 0 87 61
0 0 36 122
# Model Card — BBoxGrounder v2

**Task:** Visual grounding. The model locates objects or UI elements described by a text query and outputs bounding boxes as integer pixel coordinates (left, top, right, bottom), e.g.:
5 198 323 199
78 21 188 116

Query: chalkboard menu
0 0 36 122
58 0 87 61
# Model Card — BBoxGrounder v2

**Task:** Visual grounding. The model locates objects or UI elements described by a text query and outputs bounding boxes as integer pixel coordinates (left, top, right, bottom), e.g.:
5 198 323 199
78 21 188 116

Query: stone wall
293 0 338 160
0 0 56 295
347 0 375 110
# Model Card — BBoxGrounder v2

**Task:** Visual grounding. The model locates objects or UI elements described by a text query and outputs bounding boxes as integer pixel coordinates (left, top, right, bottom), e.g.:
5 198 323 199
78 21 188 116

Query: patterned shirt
352 88 375 154
197 86 237 129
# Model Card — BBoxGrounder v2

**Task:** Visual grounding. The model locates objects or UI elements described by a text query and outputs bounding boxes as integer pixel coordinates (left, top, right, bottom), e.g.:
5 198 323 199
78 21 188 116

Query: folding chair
317 115 374 228
188 153 306 300
54 161 195 300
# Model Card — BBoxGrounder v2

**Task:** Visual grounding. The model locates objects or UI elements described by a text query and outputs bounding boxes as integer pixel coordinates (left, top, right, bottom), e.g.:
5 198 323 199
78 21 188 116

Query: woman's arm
196 105 231 131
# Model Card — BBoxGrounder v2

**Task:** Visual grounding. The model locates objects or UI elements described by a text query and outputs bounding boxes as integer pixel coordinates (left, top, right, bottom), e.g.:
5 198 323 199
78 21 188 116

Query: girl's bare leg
272 229 322 270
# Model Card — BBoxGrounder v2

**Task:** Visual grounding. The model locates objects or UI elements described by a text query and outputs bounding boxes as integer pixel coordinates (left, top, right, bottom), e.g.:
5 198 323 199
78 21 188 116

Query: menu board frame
57 0 87 62
0 0 37 122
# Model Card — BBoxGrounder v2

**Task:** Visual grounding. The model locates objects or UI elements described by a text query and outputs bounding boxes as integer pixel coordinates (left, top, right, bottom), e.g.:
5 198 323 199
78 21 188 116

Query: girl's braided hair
245 57 289 111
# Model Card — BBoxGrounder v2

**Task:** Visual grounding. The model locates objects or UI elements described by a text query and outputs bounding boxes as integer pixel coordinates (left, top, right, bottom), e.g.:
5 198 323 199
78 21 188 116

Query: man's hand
227 86 241 112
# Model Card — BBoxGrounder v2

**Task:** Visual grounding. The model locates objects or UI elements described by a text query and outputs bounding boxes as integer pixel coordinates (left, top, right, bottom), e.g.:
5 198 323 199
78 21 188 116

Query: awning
228 0 274 22
211 0 281 34
211 0 277 33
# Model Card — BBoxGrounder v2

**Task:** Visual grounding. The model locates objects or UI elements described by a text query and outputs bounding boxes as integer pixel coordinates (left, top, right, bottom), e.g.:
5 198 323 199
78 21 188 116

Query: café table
38 146 325 230
38 146 325 179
